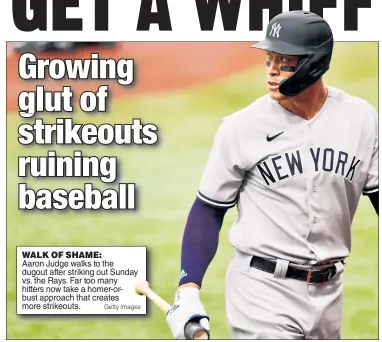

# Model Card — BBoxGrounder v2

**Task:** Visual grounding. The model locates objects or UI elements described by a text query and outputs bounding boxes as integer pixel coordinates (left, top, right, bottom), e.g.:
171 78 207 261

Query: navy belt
250 256 342 284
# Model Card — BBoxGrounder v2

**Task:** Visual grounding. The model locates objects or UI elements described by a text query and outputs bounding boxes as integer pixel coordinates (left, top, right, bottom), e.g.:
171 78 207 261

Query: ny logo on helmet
269 22 282 38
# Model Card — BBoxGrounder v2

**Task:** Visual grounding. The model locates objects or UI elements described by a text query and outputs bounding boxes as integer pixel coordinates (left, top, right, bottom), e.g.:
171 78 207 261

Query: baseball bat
134 280 210 340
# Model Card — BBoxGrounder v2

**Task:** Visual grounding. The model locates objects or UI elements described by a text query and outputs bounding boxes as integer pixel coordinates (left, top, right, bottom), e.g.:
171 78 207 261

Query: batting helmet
252 11 334 97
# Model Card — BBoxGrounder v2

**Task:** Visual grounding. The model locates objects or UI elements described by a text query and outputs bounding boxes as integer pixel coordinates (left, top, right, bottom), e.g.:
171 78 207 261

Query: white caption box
16 246 147 315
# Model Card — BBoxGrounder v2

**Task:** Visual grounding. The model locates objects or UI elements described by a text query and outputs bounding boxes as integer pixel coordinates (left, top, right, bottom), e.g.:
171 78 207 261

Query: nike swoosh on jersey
266 132 284 142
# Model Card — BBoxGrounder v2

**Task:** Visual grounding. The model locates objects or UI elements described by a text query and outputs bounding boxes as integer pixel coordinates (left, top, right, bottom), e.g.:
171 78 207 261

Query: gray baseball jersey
197 86 378 265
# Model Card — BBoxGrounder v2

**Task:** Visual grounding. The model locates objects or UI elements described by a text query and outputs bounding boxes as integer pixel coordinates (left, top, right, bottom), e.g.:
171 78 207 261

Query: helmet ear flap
309 63 325 78
309 53 331 78
278 55 313 96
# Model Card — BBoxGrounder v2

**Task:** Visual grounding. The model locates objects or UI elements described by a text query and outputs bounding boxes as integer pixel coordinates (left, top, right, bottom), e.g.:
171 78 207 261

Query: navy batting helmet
252 11 334 97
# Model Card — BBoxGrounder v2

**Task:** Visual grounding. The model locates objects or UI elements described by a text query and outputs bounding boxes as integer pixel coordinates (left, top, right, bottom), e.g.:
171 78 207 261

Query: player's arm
166 119 245 339
178 198 227 289
166 198 226 339
362 105 378 216
166 116 246 339
178 116 246 289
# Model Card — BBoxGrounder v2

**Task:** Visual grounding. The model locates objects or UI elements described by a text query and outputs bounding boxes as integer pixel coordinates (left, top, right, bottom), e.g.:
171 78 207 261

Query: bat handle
184 320 210 340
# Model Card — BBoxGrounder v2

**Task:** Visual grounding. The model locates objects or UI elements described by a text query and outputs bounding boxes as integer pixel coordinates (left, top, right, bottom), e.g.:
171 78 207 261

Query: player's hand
166 287 210 339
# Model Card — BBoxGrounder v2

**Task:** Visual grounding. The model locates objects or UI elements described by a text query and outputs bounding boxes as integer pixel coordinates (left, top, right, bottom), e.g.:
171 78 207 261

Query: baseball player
166 10 379 339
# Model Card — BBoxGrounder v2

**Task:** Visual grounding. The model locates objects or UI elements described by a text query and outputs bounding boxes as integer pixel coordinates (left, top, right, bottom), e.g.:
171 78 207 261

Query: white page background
1 0 381 341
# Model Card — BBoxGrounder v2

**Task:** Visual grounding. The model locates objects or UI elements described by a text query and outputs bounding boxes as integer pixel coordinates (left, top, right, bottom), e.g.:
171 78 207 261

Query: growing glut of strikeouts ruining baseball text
17 52 160 211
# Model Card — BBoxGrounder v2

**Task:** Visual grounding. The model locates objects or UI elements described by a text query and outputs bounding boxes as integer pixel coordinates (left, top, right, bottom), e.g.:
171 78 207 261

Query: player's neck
279 81 328 120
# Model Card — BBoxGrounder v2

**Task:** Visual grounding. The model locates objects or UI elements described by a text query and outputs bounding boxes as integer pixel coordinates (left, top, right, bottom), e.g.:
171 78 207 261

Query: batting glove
166 287 210 339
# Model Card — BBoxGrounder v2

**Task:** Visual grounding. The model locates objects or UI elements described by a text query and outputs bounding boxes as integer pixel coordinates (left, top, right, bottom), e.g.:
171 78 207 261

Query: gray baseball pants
225 250 345 339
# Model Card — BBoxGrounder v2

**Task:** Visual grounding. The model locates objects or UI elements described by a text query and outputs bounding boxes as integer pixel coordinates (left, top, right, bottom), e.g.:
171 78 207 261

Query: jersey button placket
309 124 316 194
308 124 315 192
305 122 319 260
308 124 314 147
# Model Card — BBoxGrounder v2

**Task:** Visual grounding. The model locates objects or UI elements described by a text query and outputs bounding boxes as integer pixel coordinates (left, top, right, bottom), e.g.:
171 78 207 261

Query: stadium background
6 41 378 339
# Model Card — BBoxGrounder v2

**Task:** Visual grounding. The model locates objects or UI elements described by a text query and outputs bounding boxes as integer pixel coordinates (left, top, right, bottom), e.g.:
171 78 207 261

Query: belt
250 256 342 284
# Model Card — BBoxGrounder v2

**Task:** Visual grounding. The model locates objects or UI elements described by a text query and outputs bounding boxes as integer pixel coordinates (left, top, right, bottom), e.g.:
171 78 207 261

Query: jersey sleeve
197 117 246 209
362 108 379 195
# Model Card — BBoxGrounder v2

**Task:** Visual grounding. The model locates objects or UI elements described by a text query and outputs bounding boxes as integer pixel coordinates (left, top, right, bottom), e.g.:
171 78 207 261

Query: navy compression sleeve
178 198 227 287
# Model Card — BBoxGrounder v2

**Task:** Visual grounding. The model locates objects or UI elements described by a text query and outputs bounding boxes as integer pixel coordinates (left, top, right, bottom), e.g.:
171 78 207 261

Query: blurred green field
7 42 378 339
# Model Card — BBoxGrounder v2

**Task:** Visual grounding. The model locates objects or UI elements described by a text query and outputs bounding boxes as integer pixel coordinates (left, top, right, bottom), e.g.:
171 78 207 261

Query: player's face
266 52 300 101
